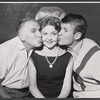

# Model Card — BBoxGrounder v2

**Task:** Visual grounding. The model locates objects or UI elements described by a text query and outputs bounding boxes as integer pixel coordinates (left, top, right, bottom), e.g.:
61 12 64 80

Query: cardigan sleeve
91 50 100 81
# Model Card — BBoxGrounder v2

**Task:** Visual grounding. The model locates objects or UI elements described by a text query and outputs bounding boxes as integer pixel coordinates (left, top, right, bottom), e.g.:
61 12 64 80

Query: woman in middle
28 16 73 98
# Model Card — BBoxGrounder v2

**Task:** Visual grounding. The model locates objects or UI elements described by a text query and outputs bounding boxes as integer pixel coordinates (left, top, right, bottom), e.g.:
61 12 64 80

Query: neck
43 46 59 56
22 42 35 51
68 40 79 50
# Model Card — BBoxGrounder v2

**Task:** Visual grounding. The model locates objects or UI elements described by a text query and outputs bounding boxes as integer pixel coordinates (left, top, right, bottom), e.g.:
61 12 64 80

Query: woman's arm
28 58 45 98
57 57 74 98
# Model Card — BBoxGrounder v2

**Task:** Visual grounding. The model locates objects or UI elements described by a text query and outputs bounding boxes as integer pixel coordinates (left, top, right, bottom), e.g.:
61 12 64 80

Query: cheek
52 35 58 40
64 35 74 43
26 37 34 44
27 35 34 41
42 36 46 41
25 35 30 41
25 34 37 43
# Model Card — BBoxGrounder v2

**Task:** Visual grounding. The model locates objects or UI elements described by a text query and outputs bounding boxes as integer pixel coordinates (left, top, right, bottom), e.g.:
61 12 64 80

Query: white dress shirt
0 36 32 89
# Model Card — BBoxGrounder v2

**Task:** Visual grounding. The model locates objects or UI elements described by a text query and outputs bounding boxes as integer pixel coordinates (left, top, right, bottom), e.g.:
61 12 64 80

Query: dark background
0 3 100 45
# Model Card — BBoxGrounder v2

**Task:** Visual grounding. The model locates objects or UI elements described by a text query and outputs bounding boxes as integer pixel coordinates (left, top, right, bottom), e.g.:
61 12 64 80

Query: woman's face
41 25 58 49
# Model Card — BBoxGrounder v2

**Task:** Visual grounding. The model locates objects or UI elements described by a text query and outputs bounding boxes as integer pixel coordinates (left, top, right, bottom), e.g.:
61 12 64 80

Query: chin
44 45 53 49
58 41 64 45
36 43 42 47
48 47 54 50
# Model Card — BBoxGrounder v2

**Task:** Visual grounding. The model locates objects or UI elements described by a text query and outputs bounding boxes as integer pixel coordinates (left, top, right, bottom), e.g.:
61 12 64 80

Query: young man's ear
19 33 25 41
74 32 82 40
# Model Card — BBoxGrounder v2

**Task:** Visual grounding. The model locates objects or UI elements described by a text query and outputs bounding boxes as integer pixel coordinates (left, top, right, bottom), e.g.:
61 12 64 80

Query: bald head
16 18 38 35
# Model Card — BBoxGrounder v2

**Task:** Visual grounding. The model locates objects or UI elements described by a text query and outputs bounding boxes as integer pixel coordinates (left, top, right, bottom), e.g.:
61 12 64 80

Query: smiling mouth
46 41 53 44
47 41 52 43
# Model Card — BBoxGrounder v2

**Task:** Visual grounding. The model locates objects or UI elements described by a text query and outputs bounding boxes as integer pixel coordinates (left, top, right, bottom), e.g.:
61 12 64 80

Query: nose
58 29 63 36
48 34 52 40
37 31 42 38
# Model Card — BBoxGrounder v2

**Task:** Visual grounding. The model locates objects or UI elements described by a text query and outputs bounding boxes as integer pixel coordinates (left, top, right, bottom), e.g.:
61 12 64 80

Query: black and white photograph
0 2 100 99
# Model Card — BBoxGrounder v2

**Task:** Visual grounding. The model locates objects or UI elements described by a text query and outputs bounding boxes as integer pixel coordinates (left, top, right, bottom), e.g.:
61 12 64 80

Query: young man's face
58 23 76 48
21 21 42 48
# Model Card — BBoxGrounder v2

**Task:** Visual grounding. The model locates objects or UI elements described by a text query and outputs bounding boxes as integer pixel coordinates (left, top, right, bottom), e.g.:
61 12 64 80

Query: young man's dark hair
62 14 87 40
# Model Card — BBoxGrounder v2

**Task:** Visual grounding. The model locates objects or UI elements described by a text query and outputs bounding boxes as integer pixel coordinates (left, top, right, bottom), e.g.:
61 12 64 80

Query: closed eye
42 32 48 35
64 29 68 32
52 32 58 35
31 28 37 33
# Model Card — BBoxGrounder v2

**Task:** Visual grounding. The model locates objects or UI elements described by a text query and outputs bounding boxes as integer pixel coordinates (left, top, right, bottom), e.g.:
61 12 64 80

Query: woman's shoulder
58 47 66 56
58 47 71 57
34 50 44 56
31 50 44 60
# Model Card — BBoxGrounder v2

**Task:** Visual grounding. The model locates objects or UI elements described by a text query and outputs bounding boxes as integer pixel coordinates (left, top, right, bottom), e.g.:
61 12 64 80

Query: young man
0 18 42 98
58 14 100 98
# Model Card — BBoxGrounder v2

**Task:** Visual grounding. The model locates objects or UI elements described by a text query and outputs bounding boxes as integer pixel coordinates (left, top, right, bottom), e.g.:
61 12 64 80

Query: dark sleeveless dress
31 51 71 98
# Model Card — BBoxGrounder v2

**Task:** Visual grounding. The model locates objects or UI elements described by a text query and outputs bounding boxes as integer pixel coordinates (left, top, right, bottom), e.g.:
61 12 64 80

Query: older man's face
21 21 42 48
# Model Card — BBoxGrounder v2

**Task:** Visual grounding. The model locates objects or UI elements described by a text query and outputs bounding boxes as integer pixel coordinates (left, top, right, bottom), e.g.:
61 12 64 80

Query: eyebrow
63 27 67 30
31 28 37 31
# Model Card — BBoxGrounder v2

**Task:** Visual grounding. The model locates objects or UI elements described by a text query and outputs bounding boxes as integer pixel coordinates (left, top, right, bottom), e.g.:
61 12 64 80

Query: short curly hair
37 16 61 32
